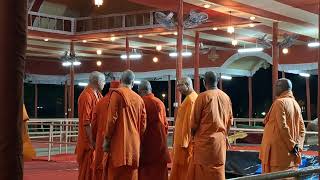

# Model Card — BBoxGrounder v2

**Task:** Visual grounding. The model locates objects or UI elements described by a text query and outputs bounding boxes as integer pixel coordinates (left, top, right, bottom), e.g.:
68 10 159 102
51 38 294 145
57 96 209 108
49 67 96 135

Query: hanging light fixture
227 11 234 34
60 51 81 67
282 48 289 54
232 39 238 46
120 49 142 59
238 47 263 53
169 45 192 57
95 0 103 7
156 45 162 51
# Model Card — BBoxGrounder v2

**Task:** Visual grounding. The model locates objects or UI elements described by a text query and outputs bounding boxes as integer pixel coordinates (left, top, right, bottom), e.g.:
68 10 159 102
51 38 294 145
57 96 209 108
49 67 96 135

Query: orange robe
259 90 305 173
91 81 120 180
104 87 146 180
187 89 233 180
170 91 198 180
76 86 102 180
22 104 36 161
139 93 171 180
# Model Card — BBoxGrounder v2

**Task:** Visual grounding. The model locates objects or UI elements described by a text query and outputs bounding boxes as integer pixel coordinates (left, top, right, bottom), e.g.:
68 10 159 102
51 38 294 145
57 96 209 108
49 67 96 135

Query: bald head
120 70 135 87
275 78 292 96
204 71 218 89
138 80 152 96
177 77 194 95
89 71 106 91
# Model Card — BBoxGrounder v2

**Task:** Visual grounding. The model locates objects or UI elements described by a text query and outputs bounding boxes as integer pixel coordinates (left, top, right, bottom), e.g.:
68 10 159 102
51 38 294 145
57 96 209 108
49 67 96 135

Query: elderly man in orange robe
170 77 197 180
22 104 36 161
103 70 146 180
76 71 105 180
91 81 120 180
260 78 305 173
187 71 233 180
138 80 171 180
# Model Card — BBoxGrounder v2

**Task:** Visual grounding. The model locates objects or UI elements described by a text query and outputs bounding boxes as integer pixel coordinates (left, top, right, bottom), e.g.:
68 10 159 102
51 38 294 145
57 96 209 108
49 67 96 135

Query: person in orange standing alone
22 104 36 161
170 77 197 180
260 78 305 173
91 80 120 180
76 71 105 180
138 80 171 180
103 70 146 180
187 71 233 180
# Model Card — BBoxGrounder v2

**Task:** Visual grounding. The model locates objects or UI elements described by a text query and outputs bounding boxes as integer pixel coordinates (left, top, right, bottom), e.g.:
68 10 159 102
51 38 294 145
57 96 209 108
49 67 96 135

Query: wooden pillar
34 84 38 118
126 37 130 69
64 81 68 118
175 0 183 109
194 31 200 93
68 41 75 119
0 0 26 179
306 77 311 121
272 22 279 99
282 71 286 78
168 75 172 117
248 76 253 122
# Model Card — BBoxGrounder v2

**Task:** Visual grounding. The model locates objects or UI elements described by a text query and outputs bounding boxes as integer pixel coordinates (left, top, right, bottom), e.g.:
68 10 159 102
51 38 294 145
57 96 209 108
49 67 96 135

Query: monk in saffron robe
103 70 146 180
260 78 305 173
187 71 233 180
76 71 105 180
170 77 197 180
22 104 36 161
138 80 171 180
91 81 120 180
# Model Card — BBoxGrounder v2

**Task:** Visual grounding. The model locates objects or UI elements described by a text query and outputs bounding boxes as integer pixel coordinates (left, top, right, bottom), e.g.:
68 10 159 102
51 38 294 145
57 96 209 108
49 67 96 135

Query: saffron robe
187 89 233 180
139 93 171 180
170 91 198 180
76 86 102 180
22 104 36 161
104 87 146 180
259 90 305 173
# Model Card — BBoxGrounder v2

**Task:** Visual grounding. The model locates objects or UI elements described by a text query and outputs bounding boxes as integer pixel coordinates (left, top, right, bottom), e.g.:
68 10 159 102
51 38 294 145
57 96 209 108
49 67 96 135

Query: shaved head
121 70 135 86
89 71 106 91
204 71 218 89
178 77 193 88
138 80 152 96
177 77 194 95
275 78 292 96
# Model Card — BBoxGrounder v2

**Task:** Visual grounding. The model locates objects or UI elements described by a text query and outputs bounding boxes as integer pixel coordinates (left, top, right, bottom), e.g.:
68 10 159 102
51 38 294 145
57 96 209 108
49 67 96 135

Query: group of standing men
75 69 306 180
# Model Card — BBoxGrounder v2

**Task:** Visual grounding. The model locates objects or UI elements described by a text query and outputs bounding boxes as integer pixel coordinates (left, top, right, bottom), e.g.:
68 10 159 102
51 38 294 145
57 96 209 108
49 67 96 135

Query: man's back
105 87 147 168
140 93 170 165
260 91 305 167
192 89 233 165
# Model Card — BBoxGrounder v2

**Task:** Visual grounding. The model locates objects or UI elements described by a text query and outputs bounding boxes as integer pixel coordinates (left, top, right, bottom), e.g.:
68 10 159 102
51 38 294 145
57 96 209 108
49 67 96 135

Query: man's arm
79 95 95 149
275 101 296 152
297 109 306 150
140 102 147 138
190 96 202 137
181 99 196 148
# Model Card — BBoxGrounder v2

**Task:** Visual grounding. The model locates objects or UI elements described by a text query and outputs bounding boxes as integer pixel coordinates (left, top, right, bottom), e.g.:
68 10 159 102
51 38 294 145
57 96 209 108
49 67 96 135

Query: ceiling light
249 23 255 27
72 61 81 66
169 51 192 57
82 40 87 43
62 61 72 67
213 27 218 31
162 93 166 98
308 41 320 47
96 61 102 66
204 4 211 8
232 39 238 46
156 45 162 51
97 49 102 55
138 35 143 38
120 54 142 59
299 73 310 78
221 75 232 80
174 31 178 35
282 48 288 54
261 112 266 116
153 57 159 63
238 47 263 53
134 81 141 84
44 38 49 42
250 16 256 20
227 26 234 34
95 0 103 7
110 36 116 41
78 82 88 87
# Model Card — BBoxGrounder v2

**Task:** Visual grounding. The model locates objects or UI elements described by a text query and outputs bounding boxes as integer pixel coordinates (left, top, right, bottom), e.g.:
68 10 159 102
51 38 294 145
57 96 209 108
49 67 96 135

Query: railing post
48 123 53 161
122 15 126 28
59 120 62 154
150 11 154 25
71 18 76 33
65 119 69 154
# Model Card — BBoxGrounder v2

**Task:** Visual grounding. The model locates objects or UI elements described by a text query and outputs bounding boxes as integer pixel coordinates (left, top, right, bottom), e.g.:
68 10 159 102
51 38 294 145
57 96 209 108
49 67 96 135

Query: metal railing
229 166 320 180
27 10 161 35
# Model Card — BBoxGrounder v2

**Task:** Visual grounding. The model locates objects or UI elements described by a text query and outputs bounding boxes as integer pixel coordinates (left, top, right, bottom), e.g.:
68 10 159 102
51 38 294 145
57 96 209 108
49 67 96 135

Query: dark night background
24 67 318 120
